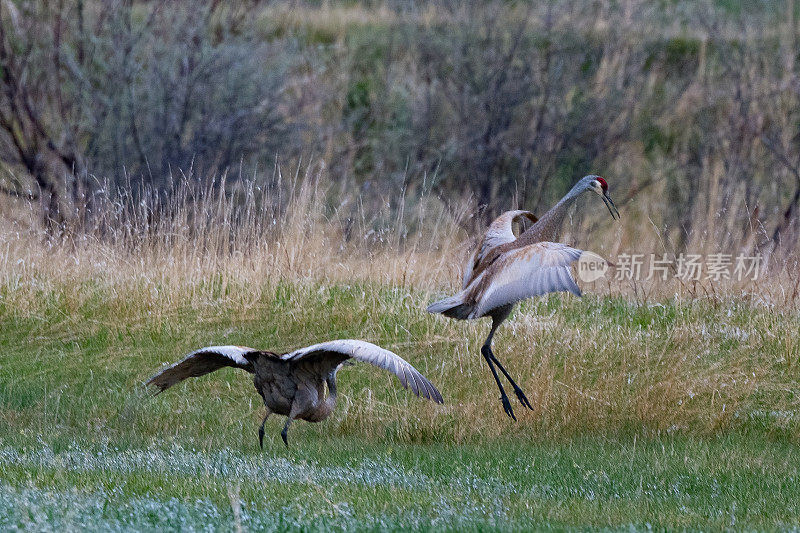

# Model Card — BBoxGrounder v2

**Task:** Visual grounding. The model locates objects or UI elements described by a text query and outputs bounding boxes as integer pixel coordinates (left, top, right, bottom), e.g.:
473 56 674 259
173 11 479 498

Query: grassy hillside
2 276 800 444
1 169 799 528
2 243 800 528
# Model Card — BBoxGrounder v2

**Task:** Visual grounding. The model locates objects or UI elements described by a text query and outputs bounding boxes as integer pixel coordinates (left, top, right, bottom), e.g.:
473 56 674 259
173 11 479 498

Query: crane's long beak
602 192 620 220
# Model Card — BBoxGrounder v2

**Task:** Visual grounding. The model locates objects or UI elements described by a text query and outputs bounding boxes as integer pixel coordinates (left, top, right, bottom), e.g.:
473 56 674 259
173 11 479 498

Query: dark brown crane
147 340 443 446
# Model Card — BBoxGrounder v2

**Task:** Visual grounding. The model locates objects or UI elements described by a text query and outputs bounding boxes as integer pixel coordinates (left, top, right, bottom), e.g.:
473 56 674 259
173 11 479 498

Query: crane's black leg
481 343 516 420
258 412 271 449
281 418 292 447
487 349 533 410
482 309 532 417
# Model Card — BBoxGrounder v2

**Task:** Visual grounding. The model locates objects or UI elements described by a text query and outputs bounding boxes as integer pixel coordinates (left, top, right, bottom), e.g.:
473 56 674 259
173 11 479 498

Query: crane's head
587 175 620 220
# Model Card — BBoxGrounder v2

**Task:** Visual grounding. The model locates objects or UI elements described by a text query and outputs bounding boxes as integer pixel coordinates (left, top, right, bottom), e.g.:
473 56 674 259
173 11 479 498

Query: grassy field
3 0 800 528
0 168 798 530
1 256 800 530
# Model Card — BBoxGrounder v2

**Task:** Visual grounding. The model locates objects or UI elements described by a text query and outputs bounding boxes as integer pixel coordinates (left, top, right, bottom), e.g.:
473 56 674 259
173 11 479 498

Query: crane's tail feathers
426 293 473 320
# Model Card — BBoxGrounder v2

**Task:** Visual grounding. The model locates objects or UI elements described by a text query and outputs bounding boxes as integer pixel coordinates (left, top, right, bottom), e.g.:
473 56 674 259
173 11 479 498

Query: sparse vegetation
1 0 800 254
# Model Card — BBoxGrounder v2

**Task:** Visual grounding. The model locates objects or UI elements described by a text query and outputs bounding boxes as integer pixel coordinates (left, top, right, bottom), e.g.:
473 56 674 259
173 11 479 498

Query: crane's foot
485 349 533 411
500 392 517 421
512 386 534 410
483 345 517 421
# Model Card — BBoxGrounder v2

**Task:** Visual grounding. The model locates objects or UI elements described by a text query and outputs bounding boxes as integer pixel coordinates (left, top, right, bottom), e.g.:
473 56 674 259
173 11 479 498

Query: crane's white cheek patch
577 251 608 282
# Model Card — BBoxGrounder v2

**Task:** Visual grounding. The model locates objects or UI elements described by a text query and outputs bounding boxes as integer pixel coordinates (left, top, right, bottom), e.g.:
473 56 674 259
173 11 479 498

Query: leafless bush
0 0 289 236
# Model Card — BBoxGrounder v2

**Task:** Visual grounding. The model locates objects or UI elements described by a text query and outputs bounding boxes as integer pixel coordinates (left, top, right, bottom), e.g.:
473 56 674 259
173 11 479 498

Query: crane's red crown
596 177 608 192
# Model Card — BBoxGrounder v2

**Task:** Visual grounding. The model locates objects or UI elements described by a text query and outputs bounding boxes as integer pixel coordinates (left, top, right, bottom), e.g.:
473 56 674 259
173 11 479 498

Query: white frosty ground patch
0 440 515 531
0 443 433 490
1 440 732 504
0 482 510 532
0 441 513 529
0 440 518 511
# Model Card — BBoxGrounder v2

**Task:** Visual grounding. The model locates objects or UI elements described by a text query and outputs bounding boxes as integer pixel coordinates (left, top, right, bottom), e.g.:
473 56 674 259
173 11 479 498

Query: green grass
2 276 800 529
2 435 799 530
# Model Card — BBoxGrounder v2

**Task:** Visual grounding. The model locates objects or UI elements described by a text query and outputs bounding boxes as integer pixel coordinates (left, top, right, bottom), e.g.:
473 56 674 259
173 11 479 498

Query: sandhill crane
428 175 619 420
146 340 443 446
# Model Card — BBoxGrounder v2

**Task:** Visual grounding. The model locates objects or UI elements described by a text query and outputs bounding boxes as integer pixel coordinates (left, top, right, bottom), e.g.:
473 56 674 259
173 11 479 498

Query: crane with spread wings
428 175 618 420
147 340 443 446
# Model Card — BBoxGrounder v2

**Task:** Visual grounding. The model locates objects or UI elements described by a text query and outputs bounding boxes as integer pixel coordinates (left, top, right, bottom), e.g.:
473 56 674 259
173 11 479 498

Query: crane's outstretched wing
283 340 444 404
469 242 584 319
146 346 258 394
464 210 538 288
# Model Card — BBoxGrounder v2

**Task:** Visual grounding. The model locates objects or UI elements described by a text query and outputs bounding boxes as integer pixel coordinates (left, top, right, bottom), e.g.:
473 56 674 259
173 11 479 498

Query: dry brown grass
2 166 799 443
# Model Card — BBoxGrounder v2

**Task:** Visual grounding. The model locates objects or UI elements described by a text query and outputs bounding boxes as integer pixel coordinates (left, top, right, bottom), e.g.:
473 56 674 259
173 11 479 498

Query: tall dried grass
1 163 463 303
3 160 794 300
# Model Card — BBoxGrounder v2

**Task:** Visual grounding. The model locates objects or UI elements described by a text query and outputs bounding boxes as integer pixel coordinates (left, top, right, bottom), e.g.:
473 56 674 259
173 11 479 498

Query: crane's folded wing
283 340 444 404
465 210 538 288
146 346 258 393
470 242 583 318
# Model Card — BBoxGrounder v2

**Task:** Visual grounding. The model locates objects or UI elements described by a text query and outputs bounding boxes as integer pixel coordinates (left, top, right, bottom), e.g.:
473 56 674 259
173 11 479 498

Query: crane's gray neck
525 178 589 242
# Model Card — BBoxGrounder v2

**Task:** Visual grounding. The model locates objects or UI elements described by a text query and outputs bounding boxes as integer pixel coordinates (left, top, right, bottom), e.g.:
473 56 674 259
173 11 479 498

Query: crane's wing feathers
465 210 538 288
471 242 584 318
283 340 444 404
146 345 258 394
